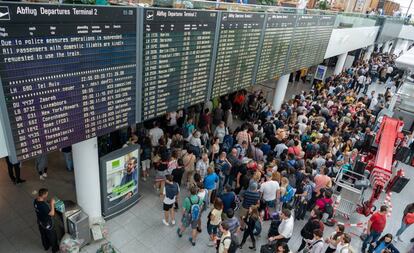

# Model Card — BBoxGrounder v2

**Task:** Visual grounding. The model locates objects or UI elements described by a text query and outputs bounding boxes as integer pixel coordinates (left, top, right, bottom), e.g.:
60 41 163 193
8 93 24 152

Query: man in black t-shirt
33 188 59 253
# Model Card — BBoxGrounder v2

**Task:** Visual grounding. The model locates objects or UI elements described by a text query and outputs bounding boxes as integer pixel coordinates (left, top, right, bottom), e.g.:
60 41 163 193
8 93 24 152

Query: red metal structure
356 116 404 216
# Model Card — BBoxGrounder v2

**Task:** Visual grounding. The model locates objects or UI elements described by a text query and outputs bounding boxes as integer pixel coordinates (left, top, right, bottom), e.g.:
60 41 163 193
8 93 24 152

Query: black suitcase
260 243 276 253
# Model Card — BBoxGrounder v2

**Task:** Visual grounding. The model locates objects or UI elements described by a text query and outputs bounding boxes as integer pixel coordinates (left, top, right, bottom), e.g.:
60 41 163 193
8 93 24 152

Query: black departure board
315 15 336 64
142 8 217 120
212 12 264 98
255 14 296 84
0 3 136 160
286 15 320 73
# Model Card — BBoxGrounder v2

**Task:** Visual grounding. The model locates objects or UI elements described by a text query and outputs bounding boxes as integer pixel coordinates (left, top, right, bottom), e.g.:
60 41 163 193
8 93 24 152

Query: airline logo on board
0 6 10 20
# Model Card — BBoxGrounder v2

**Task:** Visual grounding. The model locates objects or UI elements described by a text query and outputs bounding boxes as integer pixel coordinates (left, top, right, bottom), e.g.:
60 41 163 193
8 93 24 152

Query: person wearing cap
239 182 260 230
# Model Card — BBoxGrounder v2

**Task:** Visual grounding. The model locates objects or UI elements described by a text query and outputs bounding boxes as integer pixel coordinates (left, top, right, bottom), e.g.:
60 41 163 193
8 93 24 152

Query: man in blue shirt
220 185 236 212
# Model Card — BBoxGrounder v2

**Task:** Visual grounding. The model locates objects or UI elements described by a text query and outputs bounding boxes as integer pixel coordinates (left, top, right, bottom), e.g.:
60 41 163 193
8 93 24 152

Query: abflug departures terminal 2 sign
0 3 137 160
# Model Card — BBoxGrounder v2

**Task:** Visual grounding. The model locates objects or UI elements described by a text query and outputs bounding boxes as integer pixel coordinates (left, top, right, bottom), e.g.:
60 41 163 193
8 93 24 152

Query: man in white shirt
259 173 280 207
369 94 378 111
149 122 164 147
269 209 294 243
274 142 288 158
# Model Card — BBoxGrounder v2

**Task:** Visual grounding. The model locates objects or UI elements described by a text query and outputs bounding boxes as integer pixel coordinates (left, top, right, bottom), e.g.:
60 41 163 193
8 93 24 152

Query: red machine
356 116 405 216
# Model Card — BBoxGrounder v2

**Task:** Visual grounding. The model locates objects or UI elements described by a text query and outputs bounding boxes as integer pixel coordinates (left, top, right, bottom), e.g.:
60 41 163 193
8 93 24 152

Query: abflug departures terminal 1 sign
142 8 217 121
0 3 137 160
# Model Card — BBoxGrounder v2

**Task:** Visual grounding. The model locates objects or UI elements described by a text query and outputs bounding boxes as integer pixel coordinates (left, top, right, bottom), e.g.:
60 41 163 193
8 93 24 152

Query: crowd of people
129 51 414 253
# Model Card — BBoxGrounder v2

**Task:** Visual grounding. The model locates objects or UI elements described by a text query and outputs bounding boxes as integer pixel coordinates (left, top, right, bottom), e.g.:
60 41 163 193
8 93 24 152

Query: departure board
315 15 336 64
212 12 264 98
255 14 296 84
142 8 217 120
0 3 136 160
286 15 319 74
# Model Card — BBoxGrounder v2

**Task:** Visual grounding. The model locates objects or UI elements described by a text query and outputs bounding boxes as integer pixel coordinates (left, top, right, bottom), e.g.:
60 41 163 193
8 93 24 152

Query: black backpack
219 235 239 253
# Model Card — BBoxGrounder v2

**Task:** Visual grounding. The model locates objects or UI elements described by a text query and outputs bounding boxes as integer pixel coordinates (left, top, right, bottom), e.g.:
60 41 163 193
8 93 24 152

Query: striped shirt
242 190 260 209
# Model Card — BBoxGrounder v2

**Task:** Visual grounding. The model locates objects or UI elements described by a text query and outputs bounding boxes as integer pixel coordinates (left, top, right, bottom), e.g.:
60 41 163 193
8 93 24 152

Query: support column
363 45 374 62
382 41 390 53
334 53 347 75
272 74 290 113
73 137 102 223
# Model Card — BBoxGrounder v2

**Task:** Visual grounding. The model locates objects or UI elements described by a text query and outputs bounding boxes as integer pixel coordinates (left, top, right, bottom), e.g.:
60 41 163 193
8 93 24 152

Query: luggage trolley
332 167 369 219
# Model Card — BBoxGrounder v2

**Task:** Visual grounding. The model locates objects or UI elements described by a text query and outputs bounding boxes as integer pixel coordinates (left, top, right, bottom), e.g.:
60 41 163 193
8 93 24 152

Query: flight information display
314 15 336 64
212 12 264 98
0 3 136 160
255 14 296 84
285 15 319 74
142 8 217 120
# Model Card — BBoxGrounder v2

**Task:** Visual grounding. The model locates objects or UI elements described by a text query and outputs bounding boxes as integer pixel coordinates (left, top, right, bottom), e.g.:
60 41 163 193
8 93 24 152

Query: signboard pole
252 13 268 85
136 7 143 123
207 12 222 101
0 78 18 163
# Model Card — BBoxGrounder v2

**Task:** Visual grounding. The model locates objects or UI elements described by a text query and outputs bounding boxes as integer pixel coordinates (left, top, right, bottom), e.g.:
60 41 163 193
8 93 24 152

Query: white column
363 45 374 62
382 41 390 53
272 74 290 112
334 53 347 75
72 137 102 223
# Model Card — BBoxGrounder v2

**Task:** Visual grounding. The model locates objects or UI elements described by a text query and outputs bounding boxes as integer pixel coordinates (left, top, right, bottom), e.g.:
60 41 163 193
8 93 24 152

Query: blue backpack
188 196 201 221
281 185 295 203
222 135 234 153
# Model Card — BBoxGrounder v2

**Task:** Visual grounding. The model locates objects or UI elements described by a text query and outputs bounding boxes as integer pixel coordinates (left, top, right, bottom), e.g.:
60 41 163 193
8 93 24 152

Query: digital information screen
142 8 217 120
315 15 336 64
285 15 319 74
0 3 137 160
211 12 264 98
255 14 296 84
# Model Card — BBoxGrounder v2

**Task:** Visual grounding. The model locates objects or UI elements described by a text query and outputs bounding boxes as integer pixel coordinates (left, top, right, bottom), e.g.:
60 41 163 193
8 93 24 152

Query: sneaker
16 179 26 184
42 173 47 178
189 237 196 246
162 219 169 226
39 175 45 180
177 228 182 238
171 220 176 225
207 241 216 247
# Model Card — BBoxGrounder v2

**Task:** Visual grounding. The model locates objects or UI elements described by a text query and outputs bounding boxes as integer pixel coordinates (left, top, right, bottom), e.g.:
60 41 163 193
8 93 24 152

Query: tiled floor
1 154 413 253
0 79 412 253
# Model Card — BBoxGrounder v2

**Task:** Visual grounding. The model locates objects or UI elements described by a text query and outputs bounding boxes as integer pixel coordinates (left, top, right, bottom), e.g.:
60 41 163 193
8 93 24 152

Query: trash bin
67 210 91 248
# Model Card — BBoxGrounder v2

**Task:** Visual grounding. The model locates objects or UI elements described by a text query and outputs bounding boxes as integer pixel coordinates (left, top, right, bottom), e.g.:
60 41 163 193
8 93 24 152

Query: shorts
239 207 249 218
155 170 168 181
266 200 275 208
207 223 218 235
141 159 151 171
163 203 174 211
181 213 198 229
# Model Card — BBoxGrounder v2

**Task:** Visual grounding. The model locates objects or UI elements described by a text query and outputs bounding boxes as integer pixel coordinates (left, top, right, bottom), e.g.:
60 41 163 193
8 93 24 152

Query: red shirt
370 212 387 233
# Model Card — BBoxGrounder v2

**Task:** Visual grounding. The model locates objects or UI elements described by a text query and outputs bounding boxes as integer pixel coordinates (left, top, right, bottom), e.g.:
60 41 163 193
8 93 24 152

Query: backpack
323 199 334 217
281 185 295 203
182 124 191 139
263 122 274 137
222 135 233 153
188 196 201 221
221 235 239 253
165 183 178 199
